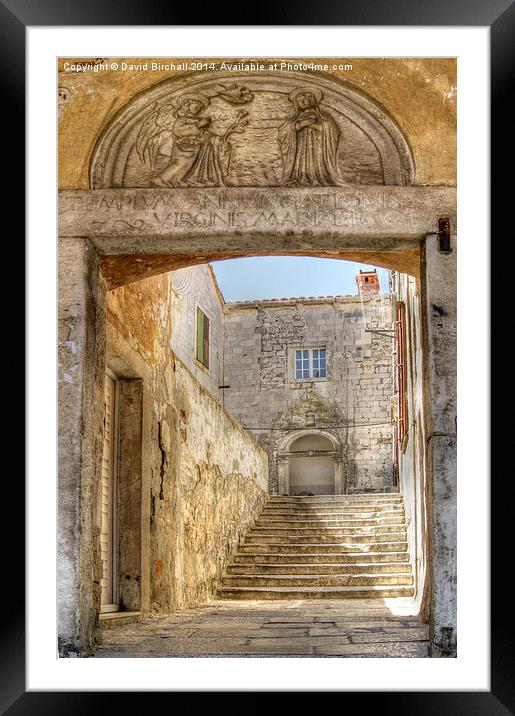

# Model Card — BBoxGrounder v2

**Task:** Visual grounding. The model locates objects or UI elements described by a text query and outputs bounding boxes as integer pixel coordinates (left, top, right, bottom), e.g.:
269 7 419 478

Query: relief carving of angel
135 93 248 187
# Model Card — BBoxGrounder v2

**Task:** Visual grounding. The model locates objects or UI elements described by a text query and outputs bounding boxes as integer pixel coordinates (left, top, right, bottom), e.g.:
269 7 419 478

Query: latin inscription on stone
61 190 430 233
59 187 457 238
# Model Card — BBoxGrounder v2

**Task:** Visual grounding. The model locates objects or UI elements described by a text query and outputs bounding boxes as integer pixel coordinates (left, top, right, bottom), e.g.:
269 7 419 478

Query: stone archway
58 68 456 658
277 430 344 495
67 66 449 291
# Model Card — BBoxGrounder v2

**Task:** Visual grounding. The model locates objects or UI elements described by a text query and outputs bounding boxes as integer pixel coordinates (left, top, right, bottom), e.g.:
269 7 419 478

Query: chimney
356 269 380 297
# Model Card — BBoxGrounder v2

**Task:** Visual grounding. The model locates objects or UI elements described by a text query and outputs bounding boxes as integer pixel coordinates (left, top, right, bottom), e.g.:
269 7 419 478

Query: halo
176 93 210 110
288 86 323 104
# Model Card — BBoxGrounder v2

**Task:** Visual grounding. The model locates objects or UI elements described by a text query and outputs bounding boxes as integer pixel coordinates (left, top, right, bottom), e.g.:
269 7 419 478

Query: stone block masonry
223 295 395 495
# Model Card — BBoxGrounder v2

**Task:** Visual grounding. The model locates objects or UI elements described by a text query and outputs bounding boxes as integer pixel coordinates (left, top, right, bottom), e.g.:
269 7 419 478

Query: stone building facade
170 263 225 400
223 293 395 495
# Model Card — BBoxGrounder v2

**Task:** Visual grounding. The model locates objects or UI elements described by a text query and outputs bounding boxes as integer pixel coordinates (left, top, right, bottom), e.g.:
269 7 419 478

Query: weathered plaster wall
104 272 268 619
58 58 456 190
223 295 394 494
169 358 268 608
170 264 224 401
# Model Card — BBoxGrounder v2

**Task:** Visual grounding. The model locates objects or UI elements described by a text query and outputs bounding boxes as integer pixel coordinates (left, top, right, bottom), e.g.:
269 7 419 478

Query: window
196 307 209 369
295 348 327 380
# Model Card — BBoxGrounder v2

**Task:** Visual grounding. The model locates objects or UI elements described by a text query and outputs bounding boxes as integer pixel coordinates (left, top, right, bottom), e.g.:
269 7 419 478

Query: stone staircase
217 493 414 600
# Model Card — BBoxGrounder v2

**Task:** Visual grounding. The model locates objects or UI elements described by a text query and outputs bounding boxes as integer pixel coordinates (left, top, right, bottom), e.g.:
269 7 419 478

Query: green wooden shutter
203 313 209 369
196 308 204 363
196 308 209 368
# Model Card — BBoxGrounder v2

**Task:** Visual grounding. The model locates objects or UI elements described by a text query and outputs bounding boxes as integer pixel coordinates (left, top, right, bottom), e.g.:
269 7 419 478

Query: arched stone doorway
289 435 337 495
277 430 344 495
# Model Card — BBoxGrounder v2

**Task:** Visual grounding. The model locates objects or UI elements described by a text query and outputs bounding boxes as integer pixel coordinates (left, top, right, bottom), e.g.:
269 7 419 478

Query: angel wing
135 102 176 167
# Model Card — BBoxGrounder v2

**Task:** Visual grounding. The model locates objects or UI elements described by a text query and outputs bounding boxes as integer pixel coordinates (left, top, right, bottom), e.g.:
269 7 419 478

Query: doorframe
101 366 120 613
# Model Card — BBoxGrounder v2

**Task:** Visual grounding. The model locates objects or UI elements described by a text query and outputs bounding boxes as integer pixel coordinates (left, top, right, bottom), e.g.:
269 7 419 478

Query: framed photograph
14 0 506 710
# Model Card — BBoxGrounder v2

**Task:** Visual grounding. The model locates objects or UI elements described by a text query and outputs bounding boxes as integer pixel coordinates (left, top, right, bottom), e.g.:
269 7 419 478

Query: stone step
269 493 402 500
237 541 409 554
270 495 402 505
247 524 407 536
221 573 414 587
264 502 404 515
216 494 413 602
270 491 400 497
255 515 406 528
216 585 416 600
232 550 410 564
244 531 407 545
99 611 141 629
226 562 413 575
261 506 405 516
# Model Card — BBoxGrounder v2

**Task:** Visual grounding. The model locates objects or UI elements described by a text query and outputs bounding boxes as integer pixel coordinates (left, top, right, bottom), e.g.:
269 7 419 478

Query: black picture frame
10 0 506 710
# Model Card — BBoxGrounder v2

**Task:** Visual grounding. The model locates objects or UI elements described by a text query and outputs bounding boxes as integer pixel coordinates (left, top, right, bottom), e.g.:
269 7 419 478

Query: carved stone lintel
59 186 457 249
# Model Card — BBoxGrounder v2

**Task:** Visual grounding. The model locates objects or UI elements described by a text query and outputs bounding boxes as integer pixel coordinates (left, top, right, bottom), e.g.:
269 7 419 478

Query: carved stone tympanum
91 71 414 189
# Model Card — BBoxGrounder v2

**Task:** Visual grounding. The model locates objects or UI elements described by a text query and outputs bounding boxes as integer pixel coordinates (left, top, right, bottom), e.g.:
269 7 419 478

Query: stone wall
223 295 395 494
421 237 457 657
105 272 268 618
169 359 268 609
58 238 106 655
391 244 457 658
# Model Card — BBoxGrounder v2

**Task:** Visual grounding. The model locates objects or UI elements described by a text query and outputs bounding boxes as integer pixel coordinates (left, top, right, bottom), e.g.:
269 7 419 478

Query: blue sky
210 257 390 302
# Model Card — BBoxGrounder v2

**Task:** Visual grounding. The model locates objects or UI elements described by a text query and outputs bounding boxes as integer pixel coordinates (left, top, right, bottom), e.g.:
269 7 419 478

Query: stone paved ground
93 598 429 658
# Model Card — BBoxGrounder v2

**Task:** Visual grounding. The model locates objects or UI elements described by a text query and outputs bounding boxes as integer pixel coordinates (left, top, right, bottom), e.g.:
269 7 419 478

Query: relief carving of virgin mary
278 87 343 186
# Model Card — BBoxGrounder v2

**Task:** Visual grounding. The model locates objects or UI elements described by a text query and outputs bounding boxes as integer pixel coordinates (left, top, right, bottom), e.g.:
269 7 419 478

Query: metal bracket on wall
437 216 452 253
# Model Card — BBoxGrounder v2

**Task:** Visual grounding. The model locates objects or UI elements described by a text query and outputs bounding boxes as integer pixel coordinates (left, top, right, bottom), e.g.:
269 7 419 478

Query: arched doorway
277 430 344 495
289 434 336 495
